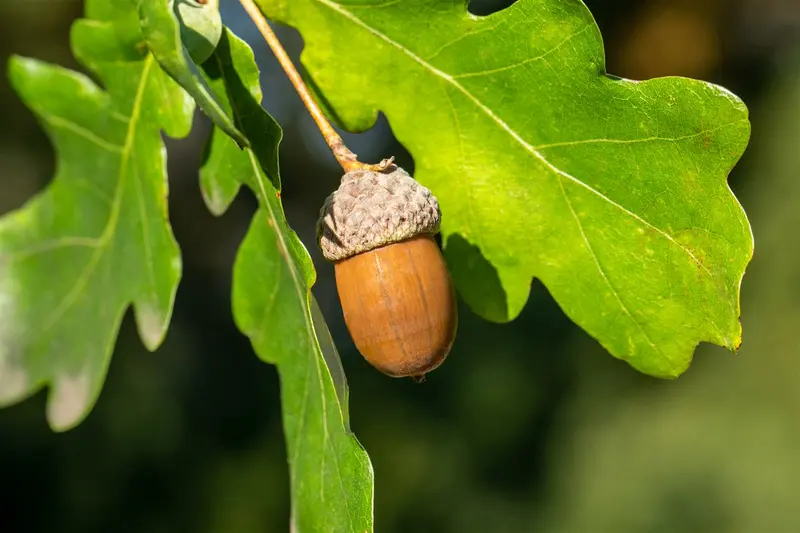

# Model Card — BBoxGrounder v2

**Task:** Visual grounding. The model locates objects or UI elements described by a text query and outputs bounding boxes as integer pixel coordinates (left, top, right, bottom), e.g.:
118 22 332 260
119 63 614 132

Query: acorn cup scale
317 166 458 378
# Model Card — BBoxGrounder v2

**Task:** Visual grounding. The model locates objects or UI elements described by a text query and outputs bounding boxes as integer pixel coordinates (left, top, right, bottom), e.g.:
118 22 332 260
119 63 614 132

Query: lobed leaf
254 0 753 377
0 0 194 430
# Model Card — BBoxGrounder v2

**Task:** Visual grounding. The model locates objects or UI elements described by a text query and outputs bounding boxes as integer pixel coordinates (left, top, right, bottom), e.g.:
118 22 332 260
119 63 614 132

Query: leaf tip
730 330 744 353
200 186 236 217
7 55 39 86
6 54 23 75
134 300 174 353
46 369 93 432
628 350 692 380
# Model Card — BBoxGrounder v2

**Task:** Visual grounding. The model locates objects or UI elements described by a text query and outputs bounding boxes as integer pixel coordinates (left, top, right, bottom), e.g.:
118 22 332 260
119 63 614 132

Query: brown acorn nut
317 166 457 378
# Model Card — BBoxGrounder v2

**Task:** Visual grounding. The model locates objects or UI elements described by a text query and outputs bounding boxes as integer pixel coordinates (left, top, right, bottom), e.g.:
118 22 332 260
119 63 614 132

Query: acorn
317 165 457 379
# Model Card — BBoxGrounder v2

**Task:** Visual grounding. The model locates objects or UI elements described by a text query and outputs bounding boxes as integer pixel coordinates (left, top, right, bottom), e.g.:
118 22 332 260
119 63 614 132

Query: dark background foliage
1 1 799 532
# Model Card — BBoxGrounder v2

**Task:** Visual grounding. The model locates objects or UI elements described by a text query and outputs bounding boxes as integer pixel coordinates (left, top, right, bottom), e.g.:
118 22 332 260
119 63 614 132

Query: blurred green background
1 0 799 532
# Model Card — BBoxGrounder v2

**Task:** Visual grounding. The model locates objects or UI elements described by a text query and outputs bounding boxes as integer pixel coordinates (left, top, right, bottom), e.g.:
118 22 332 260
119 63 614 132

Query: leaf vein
451 23 593 79
534 121 744 150
1 237 101 264
557 174 673 371
44 114 124 153
344 0 403 9
425 19 504 62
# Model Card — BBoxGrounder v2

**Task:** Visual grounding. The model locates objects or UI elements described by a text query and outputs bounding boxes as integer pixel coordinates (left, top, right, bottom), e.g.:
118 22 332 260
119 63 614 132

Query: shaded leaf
255 0 753 377
199 29 373 532
139 0 248 147
0 0 193 430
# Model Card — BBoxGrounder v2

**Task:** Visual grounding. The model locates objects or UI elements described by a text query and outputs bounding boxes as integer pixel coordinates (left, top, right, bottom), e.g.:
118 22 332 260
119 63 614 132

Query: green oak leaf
199 29 373 532
138 0 248 147
0 0 193 430
255 0 753 378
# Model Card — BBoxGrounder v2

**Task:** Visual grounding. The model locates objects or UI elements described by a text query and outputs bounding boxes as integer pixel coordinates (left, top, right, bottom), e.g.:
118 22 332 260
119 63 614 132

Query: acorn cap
316 166 441 262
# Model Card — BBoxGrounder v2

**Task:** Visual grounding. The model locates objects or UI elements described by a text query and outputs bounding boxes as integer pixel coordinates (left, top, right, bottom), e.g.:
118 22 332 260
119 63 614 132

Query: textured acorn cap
316 166 441 262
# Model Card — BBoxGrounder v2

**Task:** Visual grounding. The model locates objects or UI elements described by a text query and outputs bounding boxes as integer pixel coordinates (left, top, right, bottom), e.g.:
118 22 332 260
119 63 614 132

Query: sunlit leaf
255 0 753 377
